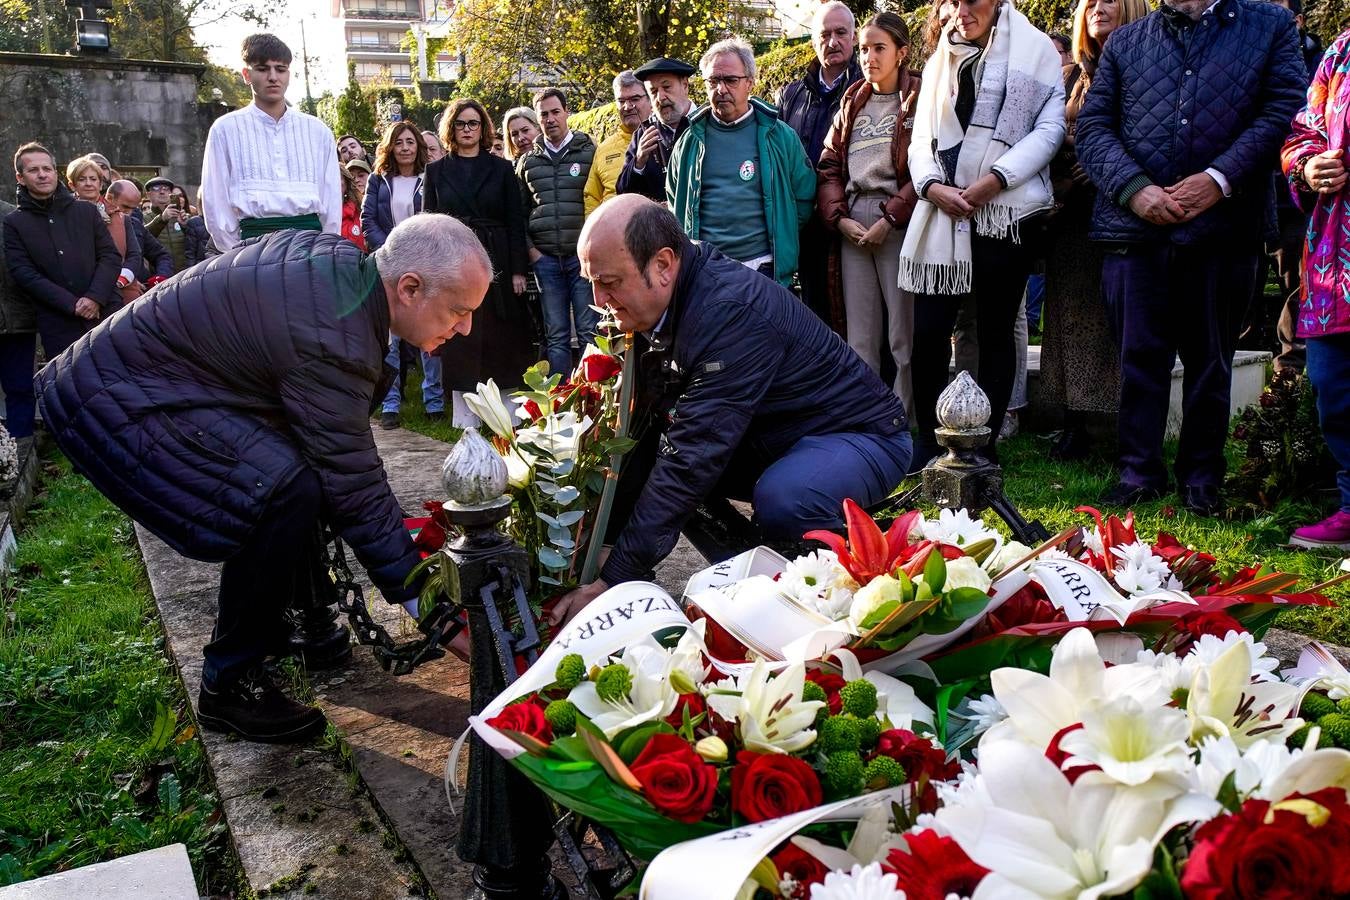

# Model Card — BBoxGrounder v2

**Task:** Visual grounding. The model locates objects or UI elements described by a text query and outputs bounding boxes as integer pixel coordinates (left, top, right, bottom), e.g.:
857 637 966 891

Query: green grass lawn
0 456 241 893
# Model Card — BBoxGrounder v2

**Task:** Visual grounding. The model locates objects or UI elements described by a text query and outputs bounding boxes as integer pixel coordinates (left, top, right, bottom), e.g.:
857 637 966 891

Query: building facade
331 0 459 86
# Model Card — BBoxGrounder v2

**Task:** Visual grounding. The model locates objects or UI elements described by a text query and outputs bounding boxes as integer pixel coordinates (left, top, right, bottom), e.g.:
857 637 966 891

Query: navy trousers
1307 334 1350 513
1102 242 1260 490
0 332 36 438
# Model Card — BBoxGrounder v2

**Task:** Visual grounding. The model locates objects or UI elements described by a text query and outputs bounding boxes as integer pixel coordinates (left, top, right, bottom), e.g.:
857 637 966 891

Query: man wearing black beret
616 57 698 202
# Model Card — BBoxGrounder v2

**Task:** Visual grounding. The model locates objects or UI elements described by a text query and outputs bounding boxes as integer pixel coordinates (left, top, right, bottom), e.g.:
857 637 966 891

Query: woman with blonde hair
66 154 141 303
502 106 541 161
1039 0 1151 460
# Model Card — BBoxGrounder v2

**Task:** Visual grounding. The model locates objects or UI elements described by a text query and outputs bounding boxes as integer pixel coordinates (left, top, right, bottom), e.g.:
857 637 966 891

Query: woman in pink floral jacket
1281 29 1350 550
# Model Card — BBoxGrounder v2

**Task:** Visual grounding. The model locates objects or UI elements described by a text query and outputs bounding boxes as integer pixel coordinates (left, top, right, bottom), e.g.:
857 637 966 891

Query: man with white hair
585 70 652 214
35 217 491 743
778 0 861 317
666 37 816 285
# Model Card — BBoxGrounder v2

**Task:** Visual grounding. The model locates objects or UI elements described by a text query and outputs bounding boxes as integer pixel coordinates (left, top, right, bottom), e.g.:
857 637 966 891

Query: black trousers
201 467 326 689
1102 241 1260 490
797 216 833 324
911 234 1032 453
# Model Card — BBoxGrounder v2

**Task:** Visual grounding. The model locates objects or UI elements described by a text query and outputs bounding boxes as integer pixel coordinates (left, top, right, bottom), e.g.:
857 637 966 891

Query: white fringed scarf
898 1 1062 295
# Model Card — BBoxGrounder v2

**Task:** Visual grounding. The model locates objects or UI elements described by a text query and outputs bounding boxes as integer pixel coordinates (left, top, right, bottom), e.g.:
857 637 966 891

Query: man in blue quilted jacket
1075 0 1305 515
35 216 490 742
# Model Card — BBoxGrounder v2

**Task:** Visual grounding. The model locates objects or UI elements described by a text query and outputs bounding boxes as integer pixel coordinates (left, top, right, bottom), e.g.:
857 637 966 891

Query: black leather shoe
1180 484 1223 517
197 667 326 744
1049 426 1092 461
426 411 446 423
379 412 401 430
1101 481 1165 508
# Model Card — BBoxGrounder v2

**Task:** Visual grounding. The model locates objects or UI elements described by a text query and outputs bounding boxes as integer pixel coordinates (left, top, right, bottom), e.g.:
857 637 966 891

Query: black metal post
450 498 563 900
284 525 353 669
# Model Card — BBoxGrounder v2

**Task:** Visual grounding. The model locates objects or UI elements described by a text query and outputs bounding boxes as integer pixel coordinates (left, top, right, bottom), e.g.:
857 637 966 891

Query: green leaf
0 853 24 886
943 587 992 620
859 600 901 631
600 436 637 456
1215 770 1242 814
538 547 569 570
613 720 676 764
923 550 947 594
157 773 182 814
1130 844 1184 899
144 700 177 754
539 575 562 586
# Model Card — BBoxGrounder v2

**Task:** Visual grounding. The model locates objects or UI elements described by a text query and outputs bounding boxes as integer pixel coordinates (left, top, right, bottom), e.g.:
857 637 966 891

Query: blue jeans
1307 334 1350 513
750 431 913 540
381 336 444 414
0 332 36 438
534 253 598 377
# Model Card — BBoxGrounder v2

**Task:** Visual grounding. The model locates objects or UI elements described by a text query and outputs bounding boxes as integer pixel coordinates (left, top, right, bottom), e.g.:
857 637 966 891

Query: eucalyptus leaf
556 510 586 527
554 486 581 504
538 547 568 570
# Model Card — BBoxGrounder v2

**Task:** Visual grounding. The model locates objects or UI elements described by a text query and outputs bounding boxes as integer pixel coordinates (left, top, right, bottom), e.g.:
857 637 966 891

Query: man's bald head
106 179 141 215
579 195 687 333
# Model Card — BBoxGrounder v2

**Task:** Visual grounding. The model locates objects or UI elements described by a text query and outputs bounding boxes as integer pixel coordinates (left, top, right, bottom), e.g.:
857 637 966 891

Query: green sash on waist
239 213 322 240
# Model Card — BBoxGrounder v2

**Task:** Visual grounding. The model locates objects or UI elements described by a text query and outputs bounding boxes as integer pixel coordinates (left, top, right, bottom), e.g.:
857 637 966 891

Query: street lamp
66 0 113 53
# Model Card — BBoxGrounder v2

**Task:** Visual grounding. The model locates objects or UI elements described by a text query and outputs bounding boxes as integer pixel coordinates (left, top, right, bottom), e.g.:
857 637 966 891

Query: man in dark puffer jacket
1075 0 1304 516
517 88 599 377
36 217 491 742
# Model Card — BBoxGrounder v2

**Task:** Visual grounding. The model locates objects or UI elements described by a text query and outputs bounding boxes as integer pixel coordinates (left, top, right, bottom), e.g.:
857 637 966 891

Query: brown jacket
815 71 921 333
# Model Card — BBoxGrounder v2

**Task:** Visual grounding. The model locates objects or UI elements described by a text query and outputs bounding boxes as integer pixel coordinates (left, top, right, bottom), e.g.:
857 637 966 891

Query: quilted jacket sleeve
278 354 421 602
1208 14 1306 187
1075 41 1151 202
816 103 850 231
600 298 787 585
360 176 389 251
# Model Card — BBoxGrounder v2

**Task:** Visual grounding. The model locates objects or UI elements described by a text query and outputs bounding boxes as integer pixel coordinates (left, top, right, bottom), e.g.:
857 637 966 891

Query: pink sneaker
1291 511 1350 550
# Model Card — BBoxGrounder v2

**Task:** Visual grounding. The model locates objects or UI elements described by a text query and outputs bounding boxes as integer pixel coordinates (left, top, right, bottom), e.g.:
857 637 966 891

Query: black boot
197 666 326 744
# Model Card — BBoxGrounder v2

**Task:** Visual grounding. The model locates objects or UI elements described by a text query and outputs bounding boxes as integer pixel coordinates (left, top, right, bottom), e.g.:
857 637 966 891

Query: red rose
732 752 823 823
873 729 960 813
806 670 846 715
772 843 829 898
486 700 553 743
1181 788 1350 899
665 692 707 728
1172 611 1246 655
883 829 988 900
580 352 622 383
629 732 719 824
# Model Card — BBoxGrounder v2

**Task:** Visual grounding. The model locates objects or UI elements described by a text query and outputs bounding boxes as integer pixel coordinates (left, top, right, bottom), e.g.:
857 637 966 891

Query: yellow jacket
583 124 635 216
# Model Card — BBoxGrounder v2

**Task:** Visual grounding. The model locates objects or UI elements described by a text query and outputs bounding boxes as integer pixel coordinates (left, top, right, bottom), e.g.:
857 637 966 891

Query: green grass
0 456 242 893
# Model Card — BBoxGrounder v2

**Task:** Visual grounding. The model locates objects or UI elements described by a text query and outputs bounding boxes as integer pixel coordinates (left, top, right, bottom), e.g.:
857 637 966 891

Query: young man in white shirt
200 34 342 253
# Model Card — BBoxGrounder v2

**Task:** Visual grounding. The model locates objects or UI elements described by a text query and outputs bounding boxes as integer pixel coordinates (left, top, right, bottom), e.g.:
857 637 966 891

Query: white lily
514 411 593 466
702 660 824 754
984 628 1169 750
1258 741 1350 801
1185 637 1303 749
503 447 533 489
463 379 515 439
1056 696 1192 787
791 805 908 873
1283 641 1350 700
568 621 708 738
938 741 1218 900
808 863 908 900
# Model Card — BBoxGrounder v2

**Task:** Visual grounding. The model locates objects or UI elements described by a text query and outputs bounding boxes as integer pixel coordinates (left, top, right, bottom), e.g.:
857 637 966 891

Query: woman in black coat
423 97 536 415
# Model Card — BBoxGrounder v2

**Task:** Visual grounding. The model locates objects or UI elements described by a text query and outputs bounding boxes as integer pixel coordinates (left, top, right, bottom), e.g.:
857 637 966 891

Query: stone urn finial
442 428 510 512
936 371 991 431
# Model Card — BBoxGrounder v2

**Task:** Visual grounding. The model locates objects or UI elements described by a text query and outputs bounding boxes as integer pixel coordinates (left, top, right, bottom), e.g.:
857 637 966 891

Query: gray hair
700 37 756 81
811 1 856 34
613 69 642 97
374 213 493 294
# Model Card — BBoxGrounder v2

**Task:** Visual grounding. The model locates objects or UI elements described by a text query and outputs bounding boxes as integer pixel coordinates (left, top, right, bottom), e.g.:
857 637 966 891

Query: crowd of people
3 0 1350 737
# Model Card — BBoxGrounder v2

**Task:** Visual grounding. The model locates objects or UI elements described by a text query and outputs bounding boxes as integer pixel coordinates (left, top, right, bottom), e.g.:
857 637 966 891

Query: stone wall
0 51 223 192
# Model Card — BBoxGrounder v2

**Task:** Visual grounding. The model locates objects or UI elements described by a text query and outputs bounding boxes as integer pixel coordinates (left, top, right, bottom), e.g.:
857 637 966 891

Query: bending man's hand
547 578 609 628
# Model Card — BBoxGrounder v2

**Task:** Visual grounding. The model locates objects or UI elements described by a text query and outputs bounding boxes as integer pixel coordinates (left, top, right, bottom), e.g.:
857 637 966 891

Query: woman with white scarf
900 0 1065 465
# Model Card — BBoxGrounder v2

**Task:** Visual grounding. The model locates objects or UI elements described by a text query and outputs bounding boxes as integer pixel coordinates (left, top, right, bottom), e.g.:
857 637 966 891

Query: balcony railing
347 42 405 53
344 5 420 20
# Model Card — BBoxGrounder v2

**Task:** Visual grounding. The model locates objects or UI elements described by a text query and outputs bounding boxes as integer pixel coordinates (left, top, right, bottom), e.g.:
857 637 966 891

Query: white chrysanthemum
1187 632 1279 682
919 508 999 548
1110 541 1182 596
809 863 907 900
782 550 859 621
966 694 1008 733
1083 526 1105 556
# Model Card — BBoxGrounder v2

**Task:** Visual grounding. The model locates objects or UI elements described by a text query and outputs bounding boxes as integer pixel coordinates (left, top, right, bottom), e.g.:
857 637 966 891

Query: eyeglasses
453 120 482 130
707 75 750 88
616 94 647 108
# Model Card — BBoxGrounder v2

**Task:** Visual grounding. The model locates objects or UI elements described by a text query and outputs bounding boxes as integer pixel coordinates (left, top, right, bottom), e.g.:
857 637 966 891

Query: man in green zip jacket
666 37 816 287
